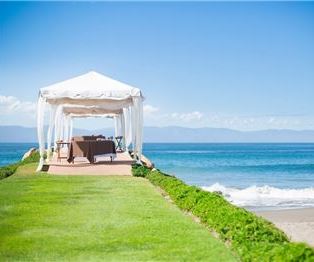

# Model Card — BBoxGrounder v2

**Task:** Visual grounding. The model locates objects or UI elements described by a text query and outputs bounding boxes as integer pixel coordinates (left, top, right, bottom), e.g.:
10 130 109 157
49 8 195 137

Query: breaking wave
202 183 314 210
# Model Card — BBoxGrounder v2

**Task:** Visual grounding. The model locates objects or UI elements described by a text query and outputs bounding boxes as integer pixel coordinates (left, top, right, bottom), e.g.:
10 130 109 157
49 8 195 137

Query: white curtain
132 97 143 163
69 117 73 141
54 105 64 146
65 116 69 141
36 96 46 172
36 97 144 171
131 106 137 154
137 97 143 162
123 107 132 149
46 104 57 161
60 113 65 142
64 115 72 142
120 113 126 151
54 107 60 144
114 116 119 137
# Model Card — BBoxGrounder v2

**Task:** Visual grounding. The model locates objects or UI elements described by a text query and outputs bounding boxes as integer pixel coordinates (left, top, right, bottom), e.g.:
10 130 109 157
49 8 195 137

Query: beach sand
255 208 314 246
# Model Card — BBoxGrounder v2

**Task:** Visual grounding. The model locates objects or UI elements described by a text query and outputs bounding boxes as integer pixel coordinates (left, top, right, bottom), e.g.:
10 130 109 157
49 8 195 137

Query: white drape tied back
36 71 144 171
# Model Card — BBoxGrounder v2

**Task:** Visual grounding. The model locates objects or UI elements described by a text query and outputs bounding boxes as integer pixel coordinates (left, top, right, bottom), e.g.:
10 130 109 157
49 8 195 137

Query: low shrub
21 151 40 164
131 163 151 177
133 165 314 261
0 150 40 180
0 163 20 180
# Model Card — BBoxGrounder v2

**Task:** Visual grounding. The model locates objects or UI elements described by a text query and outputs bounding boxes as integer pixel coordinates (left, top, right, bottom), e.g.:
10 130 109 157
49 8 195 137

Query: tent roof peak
39 71 143 105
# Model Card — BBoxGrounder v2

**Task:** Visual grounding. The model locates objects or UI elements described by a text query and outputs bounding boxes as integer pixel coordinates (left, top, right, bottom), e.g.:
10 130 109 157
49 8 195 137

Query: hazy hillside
1 125 314 143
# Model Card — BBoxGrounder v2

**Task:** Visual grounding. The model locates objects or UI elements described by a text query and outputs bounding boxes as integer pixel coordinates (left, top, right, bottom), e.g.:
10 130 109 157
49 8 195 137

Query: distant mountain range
1 125 314 143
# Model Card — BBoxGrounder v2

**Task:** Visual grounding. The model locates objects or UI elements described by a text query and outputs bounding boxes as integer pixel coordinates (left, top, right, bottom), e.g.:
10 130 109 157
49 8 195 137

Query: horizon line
1 124 314 133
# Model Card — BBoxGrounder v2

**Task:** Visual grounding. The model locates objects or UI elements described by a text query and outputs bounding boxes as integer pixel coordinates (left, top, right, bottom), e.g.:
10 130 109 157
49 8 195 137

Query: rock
22 148 37 161
213 190 223 196
141 154 154 169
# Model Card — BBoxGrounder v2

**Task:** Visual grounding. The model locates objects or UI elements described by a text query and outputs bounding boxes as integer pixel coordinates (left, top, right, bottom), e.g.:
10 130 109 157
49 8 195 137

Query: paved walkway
48 151 134 176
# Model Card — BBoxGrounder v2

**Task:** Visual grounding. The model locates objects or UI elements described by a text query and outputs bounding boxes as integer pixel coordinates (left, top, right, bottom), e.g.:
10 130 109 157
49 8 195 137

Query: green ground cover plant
0 163 236 261
0 151 40 180
132 164 314 261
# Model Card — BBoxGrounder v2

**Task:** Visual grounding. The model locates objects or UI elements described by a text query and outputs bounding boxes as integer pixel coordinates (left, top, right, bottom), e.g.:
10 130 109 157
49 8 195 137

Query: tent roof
62 105 123 116
70 114 116 119
40 71 142 105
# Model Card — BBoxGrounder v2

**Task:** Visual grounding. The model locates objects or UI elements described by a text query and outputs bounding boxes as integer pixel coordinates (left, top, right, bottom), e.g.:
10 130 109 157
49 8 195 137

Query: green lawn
0 164 236 261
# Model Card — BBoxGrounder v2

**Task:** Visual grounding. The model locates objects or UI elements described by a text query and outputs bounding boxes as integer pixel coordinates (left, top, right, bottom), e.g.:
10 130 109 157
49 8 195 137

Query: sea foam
202 183 314 210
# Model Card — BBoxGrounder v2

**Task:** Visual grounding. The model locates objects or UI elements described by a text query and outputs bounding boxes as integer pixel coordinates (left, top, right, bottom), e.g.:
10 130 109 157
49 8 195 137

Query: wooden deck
47 151 134 176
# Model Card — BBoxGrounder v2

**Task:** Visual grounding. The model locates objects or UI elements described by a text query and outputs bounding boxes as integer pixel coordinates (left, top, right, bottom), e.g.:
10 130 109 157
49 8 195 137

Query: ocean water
0 143 38 167
143 143 314 211
1 143 314 211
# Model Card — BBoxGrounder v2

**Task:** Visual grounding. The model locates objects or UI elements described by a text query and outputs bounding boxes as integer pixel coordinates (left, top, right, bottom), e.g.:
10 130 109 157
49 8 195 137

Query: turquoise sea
1 143 314 210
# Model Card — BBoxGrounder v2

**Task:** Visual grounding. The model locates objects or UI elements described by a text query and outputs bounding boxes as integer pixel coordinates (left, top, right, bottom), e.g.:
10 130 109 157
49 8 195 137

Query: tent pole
36 96 46 172
121 112 126 151
123 107 132 149
47 105 57 161
133 97 143 164
64 114 69 142
131 105 137 158
114 116 118 138
137 97 143 164
54 106 62 147
69 117 73 141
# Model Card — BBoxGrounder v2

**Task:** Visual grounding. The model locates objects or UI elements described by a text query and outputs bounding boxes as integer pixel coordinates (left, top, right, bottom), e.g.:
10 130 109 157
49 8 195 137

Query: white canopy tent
60 105 127 150
37 71 144 171
52 105 125 151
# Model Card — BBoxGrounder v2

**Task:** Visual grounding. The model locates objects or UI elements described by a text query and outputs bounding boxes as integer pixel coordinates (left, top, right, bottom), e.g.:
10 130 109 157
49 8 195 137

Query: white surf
202 183 314 210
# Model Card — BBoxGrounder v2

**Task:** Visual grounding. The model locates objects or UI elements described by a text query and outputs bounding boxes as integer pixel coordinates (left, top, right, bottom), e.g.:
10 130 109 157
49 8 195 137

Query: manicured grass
0 163 236 261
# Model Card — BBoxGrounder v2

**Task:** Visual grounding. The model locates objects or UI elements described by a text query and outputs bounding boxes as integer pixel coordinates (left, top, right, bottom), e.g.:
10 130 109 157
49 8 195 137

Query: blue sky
0 2 314 130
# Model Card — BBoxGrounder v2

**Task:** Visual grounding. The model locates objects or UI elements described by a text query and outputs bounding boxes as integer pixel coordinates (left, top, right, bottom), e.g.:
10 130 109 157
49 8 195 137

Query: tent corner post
36 157 44 172
36 95 46 172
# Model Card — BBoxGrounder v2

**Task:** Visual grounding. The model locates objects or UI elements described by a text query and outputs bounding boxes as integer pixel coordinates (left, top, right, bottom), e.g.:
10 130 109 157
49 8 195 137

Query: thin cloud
170 111 203 122
1 96 313 130
0 95 37 126
0 95 36 115
144 108 314 130
143 104 159 115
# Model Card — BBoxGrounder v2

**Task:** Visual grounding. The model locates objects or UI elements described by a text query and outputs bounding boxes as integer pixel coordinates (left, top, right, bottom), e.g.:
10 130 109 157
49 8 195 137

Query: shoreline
255 207 314 246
